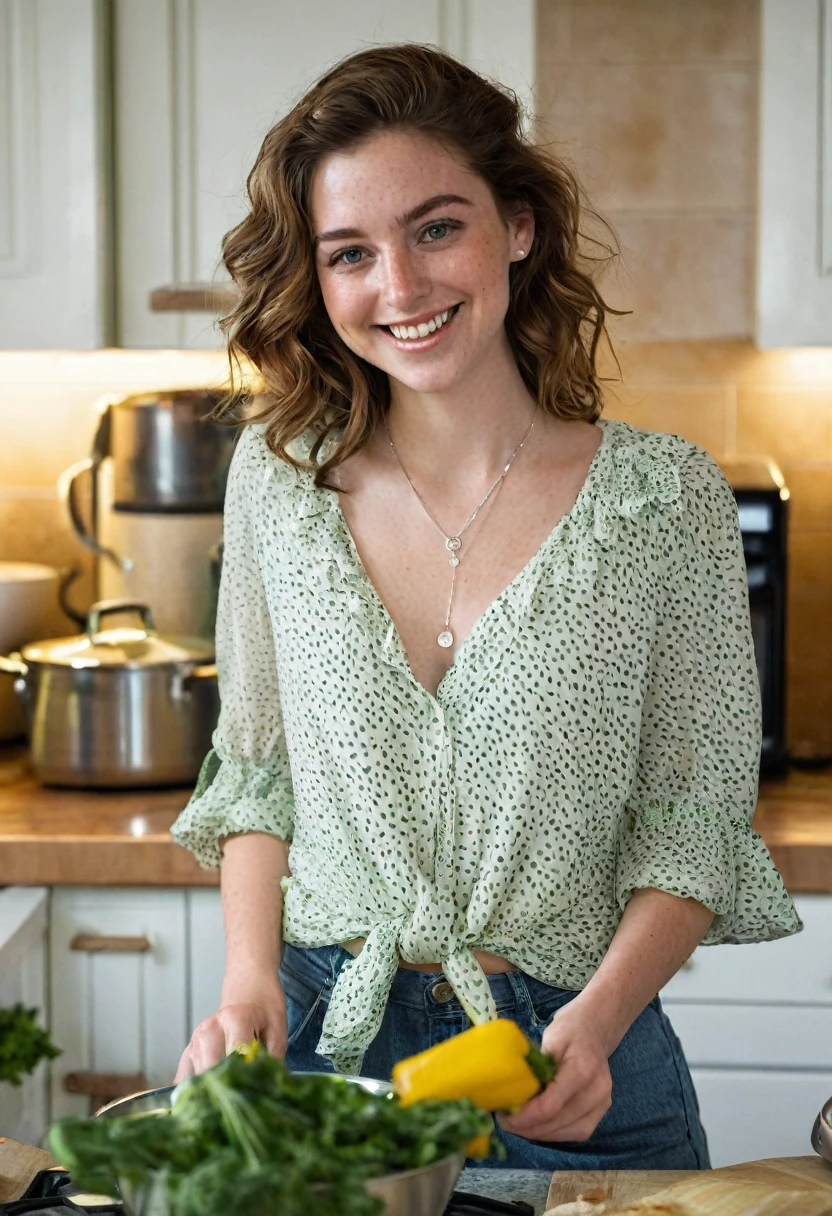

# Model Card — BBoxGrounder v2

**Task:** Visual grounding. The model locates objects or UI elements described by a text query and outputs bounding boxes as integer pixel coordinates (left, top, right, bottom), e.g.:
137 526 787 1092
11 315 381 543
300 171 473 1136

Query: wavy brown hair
219 43 622 487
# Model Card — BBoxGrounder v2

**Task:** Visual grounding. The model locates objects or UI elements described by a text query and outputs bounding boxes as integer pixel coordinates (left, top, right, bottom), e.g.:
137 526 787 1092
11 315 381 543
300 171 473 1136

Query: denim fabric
279 943 710 1172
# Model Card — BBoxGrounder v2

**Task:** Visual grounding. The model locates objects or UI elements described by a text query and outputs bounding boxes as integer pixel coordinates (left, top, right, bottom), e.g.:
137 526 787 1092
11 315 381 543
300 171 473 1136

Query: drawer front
662 894 832 1005
663 1002 832 1068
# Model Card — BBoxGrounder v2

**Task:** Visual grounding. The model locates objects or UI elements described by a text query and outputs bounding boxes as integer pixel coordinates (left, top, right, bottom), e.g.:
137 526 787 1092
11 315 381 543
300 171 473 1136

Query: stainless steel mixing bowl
97 1075 464 1216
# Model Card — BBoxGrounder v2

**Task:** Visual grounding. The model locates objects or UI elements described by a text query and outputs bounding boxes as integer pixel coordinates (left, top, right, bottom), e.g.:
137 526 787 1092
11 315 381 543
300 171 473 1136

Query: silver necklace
383 405 538 649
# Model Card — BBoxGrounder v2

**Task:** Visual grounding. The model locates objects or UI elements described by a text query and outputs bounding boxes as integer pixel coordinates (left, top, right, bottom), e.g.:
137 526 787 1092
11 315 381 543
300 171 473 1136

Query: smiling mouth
381 304 461 341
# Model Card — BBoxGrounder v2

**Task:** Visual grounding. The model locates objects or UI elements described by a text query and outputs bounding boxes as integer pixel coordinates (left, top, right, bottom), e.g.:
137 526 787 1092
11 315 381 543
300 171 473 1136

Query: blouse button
431 981 455 1003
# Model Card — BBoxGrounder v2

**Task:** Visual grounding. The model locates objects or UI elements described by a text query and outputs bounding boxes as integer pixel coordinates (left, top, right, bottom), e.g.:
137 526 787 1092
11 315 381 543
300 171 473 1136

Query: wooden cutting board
0 1136 53 1202
547 1155 832 1210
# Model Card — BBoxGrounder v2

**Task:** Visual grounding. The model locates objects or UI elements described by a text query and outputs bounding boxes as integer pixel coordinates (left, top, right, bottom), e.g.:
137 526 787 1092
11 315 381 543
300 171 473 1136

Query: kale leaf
48 1045 493 1216
0 1004 61 1087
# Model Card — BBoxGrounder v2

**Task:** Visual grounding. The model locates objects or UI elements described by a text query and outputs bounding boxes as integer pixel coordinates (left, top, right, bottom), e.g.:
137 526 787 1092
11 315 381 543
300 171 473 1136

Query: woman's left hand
497 997 613 1142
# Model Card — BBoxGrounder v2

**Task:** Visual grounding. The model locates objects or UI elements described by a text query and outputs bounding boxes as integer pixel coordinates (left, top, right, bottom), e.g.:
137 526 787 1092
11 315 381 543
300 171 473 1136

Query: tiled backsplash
537 0 759 343
600 341 832 757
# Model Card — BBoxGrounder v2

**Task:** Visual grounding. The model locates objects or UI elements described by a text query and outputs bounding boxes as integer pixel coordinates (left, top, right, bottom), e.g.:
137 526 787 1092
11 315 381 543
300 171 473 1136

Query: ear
508 204 535 255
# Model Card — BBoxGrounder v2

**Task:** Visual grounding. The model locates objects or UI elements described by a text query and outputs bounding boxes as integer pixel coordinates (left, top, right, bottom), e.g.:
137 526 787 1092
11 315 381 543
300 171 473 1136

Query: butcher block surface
546 1156 832 1213
0 745 215 886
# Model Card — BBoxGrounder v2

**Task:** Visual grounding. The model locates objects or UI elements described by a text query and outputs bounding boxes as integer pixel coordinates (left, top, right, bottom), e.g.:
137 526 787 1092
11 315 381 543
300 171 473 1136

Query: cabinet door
756 0 832 345
50 888 188 1119
0 887 49 1143
691 1068 832 1167
186 888 226 1033
0 0 110 348
113 0 534 348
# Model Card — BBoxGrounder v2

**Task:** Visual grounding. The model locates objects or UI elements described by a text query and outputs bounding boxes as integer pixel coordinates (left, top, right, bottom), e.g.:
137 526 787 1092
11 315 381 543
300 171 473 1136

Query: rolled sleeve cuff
170 748 295 869
615 798 802 945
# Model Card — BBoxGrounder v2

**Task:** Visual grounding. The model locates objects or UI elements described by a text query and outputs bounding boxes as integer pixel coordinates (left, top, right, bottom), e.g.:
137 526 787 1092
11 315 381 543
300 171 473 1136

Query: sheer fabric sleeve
614 447 800 943
170 427 294 868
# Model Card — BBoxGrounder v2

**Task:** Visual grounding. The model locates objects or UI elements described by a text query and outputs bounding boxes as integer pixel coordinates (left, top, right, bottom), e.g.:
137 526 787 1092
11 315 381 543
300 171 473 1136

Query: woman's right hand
174 974 288 1083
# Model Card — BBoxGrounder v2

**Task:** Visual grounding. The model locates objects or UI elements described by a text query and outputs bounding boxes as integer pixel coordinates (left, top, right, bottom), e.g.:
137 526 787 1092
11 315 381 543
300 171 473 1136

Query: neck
384 335 538 488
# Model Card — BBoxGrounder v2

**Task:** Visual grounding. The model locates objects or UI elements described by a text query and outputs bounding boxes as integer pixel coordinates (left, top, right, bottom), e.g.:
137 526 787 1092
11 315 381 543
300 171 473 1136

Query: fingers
174 1048 195 1085
188 1018 230 1076
499 1062 612 1143
174 1000 289 1081
261 1015 288 1058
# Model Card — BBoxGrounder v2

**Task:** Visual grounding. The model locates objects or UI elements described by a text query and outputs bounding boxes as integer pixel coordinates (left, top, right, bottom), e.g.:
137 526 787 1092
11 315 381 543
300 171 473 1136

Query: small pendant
446 536 462 553
437 630 454 648
448 556 459 567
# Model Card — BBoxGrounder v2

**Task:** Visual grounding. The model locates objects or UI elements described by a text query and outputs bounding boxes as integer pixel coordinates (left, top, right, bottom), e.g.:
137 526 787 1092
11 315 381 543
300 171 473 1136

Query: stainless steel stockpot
0 600 218 788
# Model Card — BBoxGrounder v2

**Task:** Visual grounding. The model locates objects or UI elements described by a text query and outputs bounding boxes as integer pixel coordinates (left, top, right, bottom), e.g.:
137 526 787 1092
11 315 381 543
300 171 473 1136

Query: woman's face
310 129 534 397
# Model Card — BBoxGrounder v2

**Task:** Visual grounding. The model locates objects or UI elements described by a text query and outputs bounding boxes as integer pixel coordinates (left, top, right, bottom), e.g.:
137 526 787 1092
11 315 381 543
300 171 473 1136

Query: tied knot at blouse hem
170 417 801 1074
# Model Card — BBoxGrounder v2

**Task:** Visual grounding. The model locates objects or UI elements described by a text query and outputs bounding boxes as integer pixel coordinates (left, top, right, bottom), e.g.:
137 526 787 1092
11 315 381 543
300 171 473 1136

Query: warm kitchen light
129 816 148 837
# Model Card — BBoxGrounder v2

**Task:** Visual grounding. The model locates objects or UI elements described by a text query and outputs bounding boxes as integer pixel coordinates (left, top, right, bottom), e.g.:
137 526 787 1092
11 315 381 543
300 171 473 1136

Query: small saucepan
0 599 218 788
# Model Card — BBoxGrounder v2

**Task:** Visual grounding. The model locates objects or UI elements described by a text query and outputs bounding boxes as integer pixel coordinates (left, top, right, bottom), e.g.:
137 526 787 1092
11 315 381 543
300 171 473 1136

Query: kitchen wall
537 0 832 758
1 0 831 755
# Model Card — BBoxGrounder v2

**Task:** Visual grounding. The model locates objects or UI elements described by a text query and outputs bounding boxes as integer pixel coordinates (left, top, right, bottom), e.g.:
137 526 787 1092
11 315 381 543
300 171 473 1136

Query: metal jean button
431 980 454 1003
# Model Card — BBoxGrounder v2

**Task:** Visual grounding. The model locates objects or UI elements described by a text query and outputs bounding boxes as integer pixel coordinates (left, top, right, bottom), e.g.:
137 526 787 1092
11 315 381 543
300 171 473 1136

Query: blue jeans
279 943 710 1171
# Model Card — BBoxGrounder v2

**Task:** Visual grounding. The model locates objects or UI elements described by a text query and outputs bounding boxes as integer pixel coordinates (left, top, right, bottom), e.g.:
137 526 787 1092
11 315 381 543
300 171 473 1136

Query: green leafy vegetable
48 1043 495 1216
0 1003 61 1087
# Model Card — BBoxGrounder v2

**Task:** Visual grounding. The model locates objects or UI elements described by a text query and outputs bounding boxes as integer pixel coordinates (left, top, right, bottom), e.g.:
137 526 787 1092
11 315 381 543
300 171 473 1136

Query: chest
334 461 592 698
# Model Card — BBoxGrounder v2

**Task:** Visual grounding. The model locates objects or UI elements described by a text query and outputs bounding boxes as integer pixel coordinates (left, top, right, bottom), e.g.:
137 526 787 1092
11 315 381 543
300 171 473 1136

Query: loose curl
219 43 623 487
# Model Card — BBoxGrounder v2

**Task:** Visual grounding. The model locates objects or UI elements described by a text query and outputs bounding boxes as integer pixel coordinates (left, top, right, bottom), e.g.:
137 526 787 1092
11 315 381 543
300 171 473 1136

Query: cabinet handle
64 1071 148 1114
70 934 151 953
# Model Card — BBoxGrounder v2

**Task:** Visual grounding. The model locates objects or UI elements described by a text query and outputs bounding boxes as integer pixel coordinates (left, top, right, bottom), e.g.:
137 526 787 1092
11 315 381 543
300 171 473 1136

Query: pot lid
21 601 214 669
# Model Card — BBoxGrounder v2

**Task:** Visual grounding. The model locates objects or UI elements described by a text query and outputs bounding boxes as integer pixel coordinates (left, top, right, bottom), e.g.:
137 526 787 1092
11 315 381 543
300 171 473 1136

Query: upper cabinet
0 0 111 349
113 0 535 349
756 0 832 347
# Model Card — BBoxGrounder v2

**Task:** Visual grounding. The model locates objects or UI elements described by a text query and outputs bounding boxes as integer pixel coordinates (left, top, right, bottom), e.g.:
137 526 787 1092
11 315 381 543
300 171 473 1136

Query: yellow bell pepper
392 1018 556 1113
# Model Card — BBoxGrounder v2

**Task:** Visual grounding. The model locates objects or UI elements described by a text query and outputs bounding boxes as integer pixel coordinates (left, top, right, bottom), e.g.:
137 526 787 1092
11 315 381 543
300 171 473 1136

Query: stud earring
516 250 525 258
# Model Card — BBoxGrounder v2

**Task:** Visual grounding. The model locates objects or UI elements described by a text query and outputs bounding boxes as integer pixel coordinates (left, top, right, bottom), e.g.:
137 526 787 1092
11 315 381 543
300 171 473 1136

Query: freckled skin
310 128 534 398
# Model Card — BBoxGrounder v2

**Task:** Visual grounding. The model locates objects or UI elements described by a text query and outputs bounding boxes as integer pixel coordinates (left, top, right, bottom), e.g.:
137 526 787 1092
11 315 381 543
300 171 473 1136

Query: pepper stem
526 1045 556 1088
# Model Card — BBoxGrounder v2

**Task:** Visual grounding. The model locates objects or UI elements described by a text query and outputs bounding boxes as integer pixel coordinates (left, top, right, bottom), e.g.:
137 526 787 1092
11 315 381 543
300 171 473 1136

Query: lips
377 304 461 350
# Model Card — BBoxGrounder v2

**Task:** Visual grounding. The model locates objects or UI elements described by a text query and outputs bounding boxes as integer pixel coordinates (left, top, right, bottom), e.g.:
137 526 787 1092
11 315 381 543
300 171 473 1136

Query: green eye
425 223 448 240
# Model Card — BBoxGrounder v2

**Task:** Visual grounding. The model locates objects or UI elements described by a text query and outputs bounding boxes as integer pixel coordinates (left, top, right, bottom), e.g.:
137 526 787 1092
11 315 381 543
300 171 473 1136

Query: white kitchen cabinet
112 0 534 348
50 888 189 1119
0 887 49 1143
186 887 225 1033
0 0 111 348
661 894 832 1167
690 1070 832 1167
756 0 832 346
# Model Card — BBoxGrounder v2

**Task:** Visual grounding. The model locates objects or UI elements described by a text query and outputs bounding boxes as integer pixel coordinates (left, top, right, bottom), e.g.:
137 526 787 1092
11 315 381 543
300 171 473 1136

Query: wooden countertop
0 746 216 886
0 744 830 890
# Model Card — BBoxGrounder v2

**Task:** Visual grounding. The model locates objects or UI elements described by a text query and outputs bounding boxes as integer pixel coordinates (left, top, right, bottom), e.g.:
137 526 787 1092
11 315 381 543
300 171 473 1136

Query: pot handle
0 653 28 677
86 600 157 639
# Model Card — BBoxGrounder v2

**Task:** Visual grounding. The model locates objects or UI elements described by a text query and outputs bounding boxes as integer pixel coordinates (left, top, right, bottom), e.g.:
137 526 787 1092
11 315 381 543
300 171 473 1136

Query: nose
378 243 431 315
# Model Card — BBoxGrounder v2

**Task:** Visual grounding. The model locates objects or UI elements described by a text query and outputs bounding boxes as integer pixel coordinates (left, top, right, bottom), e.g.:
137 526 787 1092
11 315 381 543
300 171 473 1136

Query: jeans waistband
281 941 571 1018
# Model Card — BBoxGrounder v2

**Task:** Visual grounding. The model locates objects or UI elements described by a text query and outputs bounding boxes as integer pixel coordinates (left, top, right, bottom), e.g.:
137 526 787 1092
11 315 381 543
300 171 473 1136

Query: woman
171 44 800 1170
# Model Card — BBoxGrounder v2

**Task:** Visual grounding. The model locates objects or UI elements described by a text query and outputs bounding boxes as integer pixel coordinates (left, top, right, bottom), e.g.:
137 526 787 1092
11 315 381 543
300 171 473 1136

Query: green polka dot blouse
171 417 801 1073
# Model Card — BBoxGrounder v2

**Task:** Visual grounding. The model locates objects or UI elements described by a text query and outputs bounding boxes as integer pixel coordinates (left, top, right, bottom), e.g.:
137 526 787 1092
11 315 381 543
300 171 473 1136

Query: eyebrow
313 193 474 247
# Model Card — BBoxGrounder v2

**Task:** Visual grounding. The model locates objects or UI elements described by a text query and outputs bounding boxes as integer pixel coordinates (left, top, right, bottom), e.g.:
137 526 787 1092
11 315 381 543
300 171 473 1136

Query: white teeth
388 307 455 341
